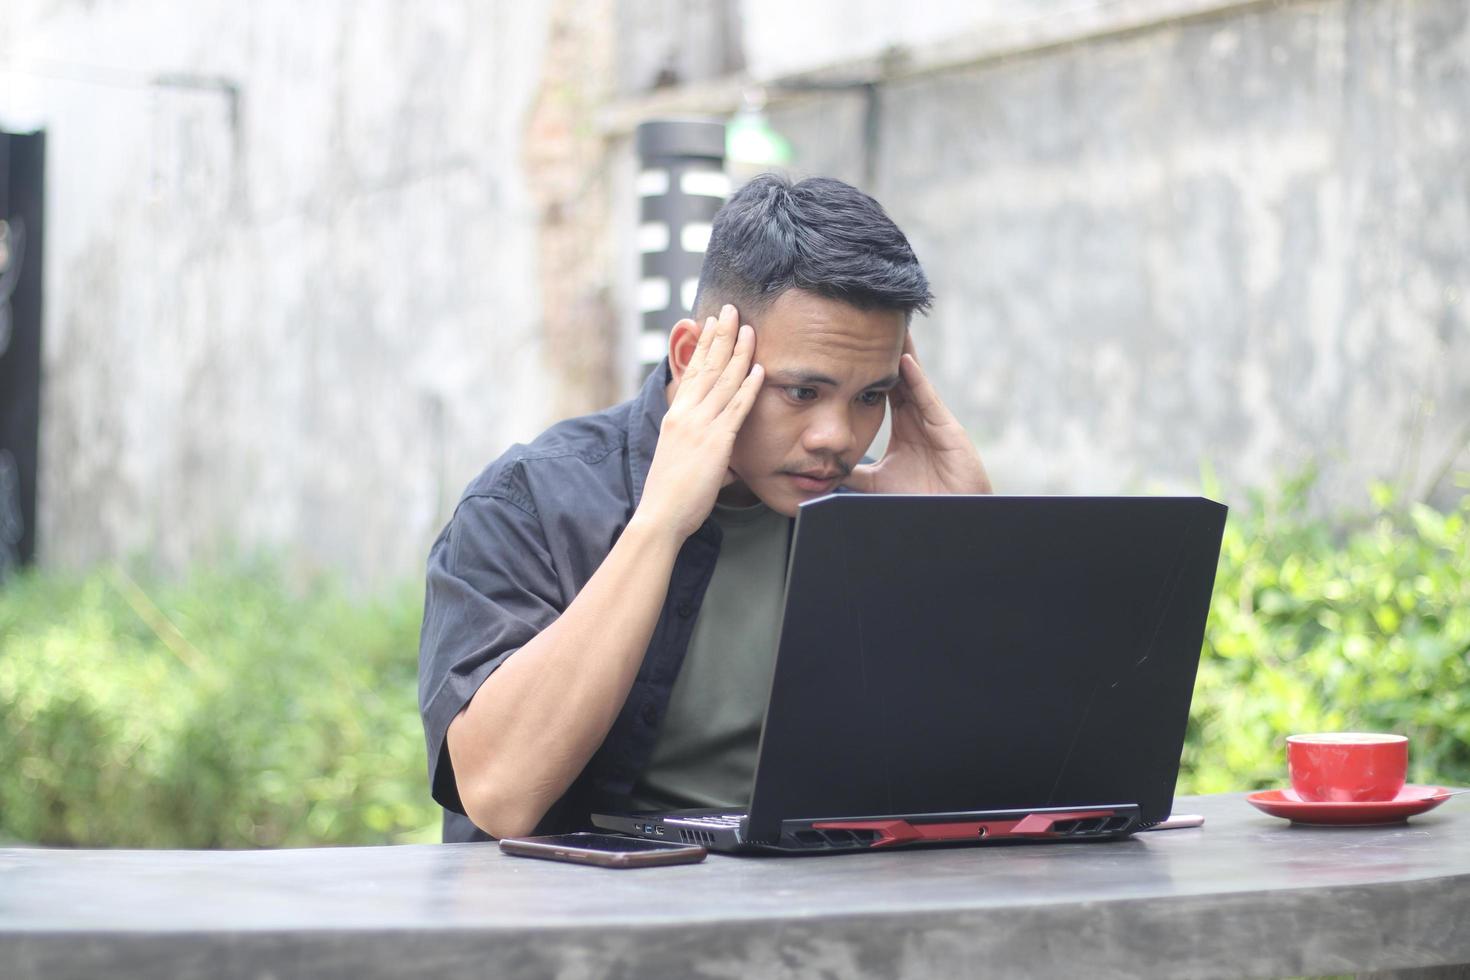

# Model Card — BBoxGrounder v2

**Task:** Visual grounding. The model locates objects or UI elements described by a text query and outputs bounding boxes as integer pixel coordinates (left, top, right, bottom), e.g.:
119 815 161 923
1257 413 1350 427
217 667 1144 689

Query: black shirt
418 360 727 842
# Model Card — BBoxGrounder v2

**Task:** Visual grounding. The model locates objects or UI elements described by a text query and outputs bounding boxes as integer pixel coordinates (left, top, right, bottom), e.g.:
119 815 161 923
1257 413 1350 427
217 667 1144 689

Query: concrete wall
738 0 1073 79
2 0 1465 585
873 0 1470 507
0 1 557 583
739 0 1470 508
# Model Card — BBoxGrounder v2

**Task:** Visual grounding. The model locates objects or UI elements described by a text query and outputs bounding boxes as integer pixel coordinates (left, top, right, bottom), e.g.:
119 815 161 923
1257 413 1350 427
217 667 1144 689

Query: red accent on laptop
813 809 1117 847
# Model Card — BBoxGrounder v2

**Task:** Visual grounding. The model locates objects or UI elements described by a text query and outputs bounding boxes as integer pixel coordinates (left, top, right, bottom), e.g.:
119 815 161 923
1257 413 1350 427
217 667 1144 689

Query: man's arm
446 306 763 839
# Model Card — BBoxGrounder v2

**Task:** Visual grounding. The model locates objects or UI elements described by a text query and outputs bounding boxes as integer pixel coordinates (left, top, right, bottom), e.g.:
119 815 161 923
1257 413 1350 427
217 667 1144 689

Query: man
419 174 991 843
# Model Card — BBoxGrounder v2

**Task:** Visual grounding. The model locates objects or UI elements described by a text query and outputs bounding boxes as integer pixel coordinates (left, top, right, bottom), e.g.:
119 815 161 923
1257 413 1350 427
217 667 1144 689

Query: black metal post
634 119 727 377
0 130 44 578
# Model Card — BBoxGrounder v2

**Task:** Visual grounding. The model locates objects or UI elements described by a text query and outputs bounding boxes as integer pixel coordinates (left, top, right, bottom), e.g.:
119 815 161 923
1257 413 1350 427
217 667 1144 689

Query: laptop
593 494 1227 854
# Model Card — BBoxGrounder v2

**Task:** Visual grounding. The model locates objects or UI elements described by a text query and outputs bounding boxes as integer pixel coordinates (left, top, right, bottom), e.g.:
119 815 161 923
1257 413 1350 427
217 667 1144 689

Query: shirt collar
627 357 672 508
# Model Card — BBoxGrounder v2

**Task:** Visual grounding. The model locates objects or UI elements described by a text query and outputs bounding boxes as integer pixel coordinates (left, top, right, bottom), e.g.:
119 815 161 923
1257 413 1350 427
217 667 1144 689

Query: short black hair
691 174 933 322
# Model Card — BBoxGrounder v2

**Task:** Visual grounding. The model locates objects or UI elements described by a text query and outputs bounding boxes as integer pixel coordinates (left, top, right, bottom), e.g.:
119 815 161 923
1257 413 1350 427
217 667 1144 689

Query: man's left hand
843 334 992 496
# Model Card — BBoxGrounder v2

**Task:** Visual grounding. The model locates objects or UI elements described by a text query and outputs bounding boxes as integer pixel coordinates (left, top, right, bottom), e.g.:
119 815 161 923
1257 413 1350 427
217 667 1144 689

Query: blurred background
0 0 1466 848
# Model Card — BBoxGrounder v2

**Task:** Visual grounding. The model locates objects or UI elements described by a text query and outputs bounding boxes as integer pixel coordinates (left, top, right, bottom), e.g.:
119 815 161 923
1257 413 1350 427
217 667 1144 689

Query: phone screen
498 832 707 867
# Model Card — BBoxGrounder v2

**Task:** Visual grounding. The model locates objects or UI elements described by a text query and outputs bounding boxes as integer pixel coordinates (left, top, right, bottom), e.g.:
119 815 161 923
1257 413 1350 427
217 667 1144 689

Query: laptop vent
1051 816 1131 836
790 829 879 849
676 829 716 846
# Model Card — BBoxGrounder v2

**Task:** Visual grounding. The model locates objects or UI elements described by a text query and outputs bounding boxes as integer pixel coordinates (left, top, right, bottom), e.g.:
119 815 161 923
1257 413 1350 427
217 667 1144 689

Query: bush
1180 475 1470 793
1 479 1465 848
0 559 439 847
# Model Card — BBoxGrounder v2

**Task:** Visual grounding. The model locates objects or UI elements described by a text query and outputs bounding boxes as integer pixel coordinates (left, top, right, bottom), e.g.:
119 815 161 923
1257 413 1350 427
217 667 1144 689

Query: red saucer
1246 784 1453 825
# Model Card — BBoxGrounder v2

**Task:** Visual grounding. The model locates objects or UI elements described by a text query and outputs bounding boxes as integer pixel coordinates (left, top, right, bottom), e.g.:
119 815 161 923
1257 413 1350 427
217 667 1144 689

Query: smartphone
498 832 707 868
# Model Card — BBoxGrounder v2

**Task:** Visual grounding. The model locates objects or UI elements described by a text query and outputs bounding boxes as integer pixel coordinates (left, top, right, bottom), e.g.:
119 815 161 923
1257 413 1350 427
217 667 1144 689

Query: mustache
785 458 853 478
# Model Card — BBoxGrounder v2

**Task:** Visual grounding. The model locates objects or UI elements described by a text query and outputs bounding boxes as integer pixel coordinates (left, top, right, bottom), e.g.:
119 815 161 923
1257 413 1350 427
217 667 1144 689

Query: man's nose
802 407 856 456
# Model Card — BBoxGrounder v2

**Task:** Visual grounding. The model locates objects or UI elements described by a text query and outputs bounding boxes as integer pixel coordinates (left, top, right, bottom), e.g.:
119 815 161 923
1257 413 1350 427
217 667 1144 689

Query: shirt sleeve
418 486 564 816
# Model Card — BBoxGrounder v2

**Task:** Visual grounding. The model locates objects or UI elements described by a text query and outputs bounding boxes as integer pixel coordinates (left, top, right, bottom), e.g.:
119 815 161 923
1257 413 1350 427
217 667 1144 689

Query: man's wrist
623 510 690 553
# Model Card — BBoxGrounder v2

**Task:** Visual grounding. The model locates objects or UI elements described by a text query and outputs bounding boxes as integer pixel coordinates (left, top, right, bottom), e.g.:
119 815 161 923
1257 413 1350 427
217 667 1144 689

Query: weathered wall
0 1 559 582
526 0 622 421
868 0 1470 506
737 0 1072 79
711 0 1470 508
2 0 1465 586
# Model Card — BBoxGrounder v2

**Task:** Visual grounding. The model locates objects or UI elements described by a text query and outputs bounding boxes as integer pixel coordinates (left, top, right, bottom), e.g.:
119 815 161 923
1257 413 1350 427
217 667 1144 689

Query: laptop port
642 824 654 834
655 826 665 836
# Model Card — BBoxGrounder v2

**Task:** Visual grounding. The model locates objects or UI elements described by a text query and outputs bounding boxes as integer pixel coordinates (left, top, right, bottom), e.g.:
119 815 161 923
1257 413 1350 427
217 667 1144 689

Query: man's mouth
785 467 846 492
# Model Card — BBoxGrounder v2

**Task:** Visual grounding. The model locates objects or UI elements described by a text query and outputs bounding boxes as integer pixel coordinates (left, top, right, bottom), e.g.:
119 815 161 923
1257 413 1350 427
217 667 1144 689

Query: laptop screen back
744 495 1227 842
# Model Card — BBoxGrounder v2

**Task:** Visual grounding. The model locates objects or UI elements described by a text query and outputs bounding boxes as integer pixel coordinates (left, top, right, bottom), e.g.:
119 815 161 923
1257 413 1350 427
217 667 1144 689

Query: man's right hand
636 304 763 541
447 304 761 839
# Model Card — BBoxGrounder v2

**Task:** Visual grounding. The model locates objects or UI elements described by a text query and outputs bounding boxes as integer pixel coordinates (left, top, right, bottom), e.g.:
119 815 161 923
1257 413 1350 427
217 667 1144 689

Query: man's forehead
756 326 903 387
764 366 901 389
752 291 904 336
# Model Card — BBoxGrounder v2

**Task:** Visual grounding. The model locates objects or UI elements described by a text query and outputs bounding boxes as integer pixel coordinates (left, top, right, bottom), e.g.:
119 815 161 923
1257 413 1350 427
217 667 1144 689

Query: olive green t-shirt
624 500 790 811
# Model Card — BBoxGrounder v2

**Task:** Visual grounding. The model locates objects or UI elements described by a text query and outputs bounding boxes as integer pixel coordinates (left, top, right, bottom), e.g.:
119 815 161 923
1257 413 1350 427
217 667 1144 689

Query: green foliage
1181 475 1470 794
0 559 439 848
1 477 1465 848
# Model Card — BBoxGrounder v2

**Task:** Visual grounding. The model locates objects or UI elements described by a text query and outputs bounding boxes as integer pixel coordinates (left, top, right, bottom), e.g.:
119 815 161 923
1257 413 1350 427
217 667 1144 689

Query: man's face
720 289 906 516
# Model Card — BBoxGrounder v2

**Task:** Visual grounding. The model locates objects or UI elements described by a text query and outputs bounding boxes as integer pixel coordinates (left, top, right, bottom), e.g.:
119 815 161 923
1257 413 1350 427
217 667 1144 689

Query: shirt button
676 602 693 618
642 703 659 725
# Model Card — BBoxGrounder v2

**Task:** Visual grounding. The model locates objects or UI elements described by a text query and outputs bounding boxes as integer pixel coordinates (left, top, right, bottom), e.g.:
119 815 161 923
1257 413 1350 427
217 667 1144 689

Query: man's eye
785 387 818 402
858 390 885 407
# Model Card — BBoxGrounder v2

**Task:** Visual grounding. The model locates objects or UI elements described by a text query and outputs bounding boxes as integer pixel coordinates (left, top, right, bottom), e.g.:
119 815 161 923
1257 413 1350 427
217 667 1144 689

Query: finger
703 304 740 374
842 462 877 493
717 361 764 431
898 353 954 427
886 377 910 413
710 322 756 402
684 316 718 379
902 330 919 365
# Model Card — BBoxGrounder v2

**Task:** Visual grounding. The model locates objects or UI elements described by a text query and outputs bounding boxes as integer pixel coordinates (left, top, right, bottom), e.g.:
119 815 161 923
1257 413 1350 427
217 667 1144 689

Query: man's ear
667 317 705 382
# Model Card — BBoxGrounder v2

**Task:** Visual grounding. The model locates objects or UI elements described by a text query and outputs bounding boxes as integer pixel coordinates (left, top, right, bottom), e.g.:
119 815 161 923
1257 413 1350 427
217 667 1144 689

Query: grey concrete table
2 792 1468 980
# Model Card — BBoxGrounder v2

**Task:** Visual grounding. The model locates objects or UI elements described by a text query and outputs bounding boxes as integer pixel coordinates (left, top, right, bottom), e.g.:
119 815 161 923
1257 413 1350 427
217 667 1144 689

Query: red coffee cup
1286 732 1408 802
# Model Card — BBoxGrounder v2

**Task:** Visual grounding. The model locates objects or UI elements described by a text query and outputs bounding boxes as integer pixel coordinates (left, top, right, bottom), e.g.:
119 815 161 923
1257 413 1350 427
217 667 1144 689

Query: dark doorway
0 130 45 577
